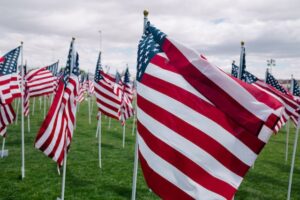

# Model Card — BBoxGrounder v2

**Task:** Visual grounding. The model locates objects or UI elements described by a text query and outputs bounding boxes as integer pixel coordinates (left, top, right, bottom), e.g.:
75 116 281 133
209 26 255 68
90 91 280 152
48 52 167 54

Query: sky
0 0 299 79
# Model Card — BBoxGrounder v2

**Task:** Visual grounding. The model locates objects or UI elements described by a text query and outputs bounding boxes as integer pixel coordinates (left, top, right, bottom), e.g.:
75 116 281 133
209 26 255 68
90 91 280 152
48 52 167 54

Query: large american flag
136 22 284 199
0 46 21 104
34 39 80 166
94 52 122 120
121 67 134 121
25 61 59 98
0 103 15 136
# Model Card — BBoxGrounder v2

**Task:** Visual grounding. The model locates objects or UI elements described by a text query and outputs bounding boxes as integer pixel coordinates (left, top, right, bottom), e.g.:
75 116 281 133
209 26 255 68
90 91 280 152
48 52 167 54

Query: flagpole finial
241 41 245 46
21 41 23 45
72 37 75 41
143 10 149 17
232 60 235 64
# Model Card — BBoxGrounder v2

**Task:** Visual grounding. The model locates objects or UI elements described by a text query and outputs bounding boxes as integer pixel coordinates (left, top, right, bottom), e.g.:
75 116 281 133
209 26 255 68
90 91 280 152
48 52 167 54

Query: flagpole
131 10 148 200
98 114 102 168
285 121 290 163
39 96 42 110
108 117 111 129
122 120 126 148
58 136 68 200
287 125 299 200
1 137 6 158
15 98 20 124
44 95 46 118
32 97 35 115
20 41 25 179
88 95 91 124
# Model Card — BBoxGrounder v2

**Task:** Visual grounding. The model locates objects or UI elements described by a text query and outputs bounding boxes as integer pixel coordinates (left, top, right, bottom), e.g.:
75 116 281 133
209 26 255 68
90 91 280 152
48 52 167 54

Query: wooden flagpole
131 10 148 200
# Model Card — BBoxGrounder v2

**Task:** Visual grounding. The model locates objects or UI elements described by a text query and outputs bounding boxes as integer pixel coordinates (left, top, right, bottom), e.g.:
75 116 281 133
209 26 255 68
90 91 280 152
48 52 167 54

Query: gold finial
144 10 149 17
241 41 245 46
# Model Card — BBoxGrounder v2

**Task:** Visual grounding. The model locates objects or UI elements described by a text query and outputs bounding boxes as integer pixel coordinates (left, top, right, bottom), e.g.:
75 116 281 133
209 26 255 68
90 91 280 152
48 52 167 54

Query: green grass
0 98 299 199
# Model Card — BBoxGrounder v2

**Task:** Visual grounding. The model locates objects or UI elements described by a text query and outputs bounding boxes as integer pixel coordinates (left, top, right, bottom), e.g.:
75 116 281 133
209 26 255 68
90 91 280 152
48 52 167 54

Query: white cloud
0 0 299 79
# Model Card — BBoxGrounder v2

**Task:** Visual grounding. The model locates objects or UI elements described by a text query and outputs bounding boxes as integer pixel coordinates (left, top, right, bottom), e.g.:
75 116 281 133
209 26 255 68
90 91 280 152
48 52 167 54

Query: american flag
241 68 299 130
231 62 238 78
121 67 134 121
76 73 85 103
136 22 284 199
94 52 122 120
0 46 21 104
0 103 15 136
266 70 288 94
85 74 95 95
35 39 80 166
25 61 59 98
23 64 29 116
291 78 300 97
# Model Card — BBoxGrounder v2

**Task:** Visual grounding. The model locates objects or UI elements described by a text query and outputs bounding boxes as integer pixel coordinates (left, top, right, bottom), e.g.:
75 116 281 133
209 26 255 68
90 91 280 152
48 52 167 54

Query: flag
23 64 29 116
238 67 299 131
94 52 122 120
266 70 289 94
0 46 21 104
85 73 95 95
136 21 284 200
25 61 59 97
291 78 300 97
121 67 134 121
231 62 238 78
35 39 80 166
76 73 85 103
0 103 15 137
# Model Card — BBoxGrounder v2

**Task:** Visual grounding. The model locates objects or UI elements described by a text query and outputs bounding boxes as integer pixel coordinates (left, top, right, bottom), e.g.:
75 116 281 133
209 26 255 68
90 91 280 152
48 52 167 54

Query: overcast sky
0 0 299 79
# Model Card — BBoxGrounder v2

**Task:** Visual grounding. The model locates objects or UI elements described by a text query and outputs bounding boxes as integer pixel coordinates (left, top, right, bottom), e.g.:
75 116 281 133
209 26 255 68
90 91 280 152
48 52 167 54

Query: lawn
0 98 299 200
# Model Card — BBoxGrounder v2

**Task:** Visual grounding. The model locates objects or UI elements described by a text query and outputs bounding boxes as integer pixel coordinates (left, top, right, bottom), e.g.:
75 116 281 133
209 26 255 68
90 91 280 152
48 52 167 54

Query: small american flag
291 78 300 97
0 46 21 104
0 103 15 137
136 21 284 199
121 67 134 121
231 63 238 78
266 70 288 94
94 52 122 120
35 39 80 166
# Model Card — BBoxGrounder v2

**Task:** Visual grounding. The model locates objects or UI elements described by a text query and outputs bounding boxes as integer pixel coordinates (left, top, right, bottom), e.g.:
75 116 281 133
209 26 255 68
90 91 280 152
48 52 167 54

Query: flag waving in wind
35 39 80 166
0 46 21 104
136 20 284 200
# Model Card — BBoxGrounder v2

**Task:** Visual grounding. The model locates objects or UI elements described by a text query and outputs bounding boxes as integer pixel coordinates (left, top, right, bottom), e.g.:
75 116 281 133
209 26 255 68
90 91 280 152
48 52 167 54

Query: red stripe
141 73 265 153
138 95 250 177
138 122 236 199
139 151 194 200
160 39 281 134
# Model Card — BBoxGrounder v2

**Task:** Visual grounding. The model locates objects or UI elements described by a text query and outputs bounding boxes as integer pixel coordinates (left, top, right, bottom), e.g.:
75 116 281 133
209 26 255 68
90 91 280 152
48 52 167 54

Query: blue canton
292 79 300 96
136 21 166 81
94 52 103 82
231 63 238 78
0 46 21 75
46 61 59 75
266 72 287 94
123 67 130 84
63 40 79 86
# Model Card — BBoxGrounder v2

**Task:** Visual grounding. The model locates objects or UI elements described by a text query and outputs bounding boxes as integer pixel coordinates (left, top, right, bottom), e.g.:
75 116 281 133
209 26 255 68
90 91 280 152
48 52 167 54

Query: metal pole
98 114 102 168
44 96 46 118
32 97 35 115
285 121 290 163
1 137 6 158
131 10 148 200
122 122 126 148
287 126 299 200
20 41 25 179
15 98 20 125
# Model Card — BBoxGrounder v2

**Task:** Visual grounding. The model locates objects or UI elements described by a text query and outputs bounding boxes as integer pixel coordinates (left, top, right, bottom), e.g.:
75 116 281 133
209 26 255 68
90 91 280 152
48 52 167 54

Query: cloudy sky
0 0 299 79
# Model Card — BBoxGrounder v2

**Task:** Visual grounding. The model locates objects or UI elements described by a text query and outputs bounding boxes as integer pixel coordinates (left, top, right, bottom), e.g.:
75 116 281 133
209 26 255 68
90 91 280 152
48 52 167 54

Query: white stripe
138 82 257 166
168 38 282 120
138 106 242 188
138 134 226 200
146 59 212 105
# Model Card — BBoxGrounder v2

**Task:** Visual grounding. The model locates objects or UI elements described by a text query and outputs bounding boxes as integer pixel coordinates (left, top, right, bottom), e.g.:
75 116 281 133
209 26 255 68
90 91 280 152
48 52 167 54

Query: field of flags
1 11 300 199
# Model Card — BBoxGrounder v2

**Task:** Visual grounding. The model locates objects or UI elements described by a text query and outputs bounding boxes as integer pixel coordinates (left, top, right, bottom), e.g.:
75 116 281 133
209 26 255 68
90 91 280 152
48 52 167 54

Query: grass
0 97 299 199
